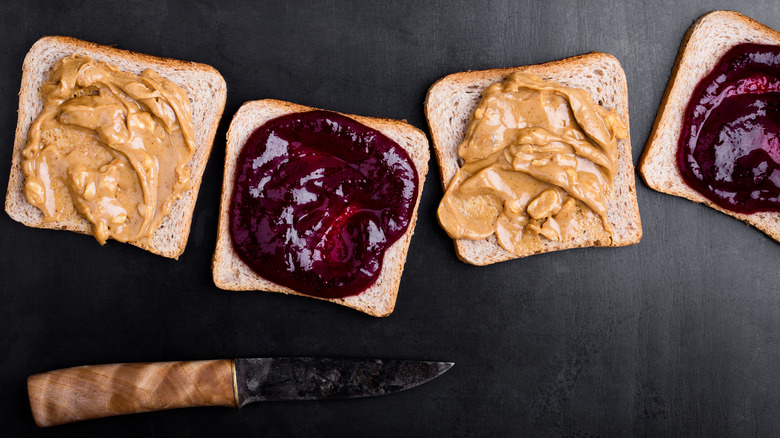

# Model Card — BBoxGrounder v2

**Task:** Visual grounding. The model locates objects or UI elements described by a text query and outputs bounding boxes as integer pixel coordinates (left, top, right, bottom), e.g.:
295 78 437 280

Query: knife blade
27 358 453 427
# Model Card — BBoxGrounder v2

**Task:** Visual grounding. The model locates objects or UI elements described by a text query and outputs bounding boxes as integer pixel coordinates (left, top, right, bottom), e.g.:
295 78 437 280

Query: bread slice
4 36 226 259
639 11 780 242
212 99 429 317
425 52 642 266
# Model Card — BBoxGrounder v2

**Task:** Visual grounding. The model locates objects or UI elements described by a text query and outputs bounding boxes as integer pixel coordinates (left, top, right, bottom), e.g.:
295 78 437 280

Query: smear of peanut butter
437 72 627 255
22 54 196 245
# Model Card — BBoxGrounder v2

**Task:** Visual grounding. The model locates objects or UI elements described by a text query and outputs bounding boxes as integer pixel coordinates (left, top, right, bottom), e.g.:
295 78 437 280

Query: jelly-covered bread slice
212 99 429 317
639 10 780 242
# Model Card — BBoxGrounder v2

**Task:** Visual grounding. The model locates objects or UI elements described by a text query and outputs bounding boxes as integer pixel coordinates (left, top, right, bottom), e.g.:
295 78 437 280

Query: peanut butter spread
437 72 627 255
21 54 196 245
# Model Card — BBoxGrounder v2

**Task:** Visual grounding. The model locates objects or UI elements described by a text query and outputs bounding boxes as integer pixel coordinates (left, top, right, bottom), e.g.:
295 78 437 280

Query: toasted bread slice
425 52 642 266
5 36 226 259
212 99 429 317
639 11 780 242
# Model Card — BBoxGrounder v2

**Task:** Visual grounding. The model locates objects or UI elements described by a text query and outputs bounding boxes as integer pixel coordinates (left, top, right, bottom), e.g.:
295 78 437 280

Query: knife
27 357 453 427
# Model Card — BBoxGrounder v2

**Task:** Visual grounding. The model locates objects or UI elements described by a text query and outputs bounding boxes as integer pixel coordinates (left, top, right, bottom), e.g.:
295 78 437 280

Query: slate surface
2 1 780 436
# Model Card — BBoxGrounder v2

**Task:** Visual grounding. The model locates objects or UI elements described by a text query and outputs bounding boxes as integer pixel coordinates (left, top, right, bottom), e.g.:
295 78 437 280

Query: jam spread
229 110 418 299
678 43 780 213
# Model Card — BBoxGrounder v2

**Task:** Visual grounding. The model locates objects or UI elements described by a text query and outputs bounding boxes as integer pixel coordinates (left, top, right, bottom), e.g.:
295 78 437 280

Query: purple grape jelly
677 43 780 213
230 110 418 298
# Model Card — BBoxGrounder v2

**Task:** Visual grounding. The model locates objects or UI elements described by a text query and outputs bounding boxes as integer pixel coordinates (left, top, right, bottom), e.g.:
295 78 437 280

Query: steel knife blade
27 358 453 427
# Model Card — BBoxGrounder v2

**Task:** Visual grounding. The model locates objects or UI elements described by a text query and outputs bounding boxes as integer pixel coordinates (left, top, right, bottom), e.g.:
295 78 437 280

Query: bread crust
212 99 429 317
425 52 642 266
4 36 227 259
639 11 780 242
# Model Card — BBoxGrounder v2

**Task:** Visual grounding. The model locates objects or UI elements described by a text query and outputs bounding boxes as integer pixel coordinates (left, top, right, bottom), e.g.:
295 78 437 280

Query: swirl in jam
230 110 418 298
677 43 780 213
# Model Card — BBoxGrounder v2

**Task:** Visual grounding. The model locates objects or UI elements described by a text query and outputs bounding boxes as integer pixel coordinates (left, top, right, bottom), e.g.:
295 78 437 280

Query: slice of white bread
639 11 780 242
4 36 227 259
212 99 429 317
425 52 642 266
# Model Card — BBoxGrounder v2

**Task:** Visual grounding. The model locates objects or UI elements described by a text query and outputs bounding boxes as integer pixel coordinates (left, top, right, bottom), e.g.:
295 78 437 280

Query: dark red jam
677 43 780 213
230 110 418 298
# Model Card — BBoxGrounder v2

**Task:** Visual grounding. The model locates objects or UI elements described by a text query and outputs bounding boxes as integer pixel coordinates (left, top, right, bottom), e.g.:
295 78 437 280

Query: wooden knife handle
27 359 237 427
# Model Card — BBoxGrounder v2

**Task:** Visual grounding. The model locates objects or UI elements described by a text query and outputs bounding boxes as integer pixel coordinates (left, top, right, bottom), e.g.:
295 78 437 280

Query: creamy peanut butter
437 72 627 255
21 54 196 245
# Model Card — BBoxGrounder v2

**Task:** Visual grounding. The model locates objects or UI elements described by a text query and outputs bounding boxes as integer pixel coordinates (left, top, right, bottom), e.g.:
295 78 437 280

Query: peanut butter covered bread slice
426 53 642 265
5 36 226 258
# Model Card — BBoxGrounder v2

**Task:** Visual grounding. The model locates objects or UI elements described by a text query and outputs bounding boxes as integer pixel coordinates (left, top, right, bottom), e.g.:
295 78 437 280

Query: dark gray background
2 0 779 436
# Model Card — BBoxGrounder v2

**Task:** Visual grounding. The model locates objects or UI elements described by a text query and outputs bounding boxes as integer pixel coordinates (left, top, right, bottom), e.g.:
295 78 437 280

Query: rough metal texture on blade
235 357 453 407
